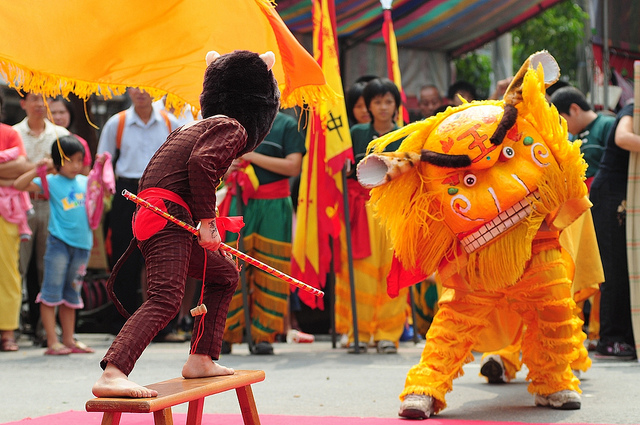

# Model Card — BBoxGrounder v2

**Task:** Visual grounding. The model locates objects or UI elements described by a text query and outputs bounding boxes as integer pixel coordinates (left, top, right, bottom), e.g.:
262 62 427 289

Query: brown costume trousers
101 210 238 376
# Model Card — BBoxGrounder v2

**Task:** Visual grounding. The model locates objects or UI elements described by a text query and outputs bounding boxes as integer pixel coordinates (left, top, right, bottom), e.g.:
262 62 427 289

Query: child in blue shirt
15 136 104 355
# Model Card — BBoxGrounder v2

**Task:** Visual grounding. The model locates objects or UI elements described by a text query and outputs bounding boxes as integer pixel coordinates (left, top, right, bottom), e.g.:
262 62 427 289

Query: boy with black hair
551 86 615 189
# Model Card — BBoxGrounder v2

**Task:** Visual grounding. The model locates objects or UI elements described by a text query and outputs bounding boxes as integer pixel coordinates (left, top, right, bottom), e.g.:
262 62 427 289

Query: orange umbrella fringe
1 59 336 115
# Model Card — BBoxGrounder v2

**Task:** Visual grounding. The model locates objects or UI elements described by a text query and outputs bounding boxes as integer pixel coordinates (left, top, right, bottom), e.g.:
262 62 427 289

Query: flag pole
381 0 409 126
380 0 420 342
342 161 362 353
233 185 256 354
329 236 337 349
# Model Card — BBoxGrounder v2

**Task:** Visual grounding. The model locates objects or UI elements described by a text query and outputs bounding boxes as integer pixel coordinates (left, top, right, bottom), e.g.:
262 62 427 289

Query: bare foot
92 364 158 398
182 353 235 379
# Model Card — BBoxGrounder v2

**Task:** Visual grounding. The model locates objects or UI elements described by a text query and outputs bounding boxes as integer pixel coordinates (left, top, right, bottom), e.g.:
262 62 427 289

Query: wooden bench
86 369 264 425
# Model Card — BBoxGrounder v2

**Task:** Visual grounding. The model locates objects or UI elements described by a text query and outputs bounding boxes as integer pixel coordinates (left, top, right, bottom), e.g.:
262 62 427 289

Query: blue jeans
38 234 90 308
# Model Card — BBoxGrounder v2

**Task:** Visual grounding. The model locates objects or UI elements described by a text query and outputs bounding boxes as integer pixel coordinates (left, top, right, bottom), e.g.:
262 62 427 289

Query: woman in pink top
0 92 33 352
48 97 92 175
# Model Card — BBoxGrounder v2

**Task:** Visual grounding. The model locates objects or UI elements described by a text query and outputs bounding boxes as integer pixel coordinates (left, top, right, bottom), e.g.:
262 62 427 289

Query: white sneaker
480 354 509 383
534 390 581 410
399 394 435 419
339 334 349 348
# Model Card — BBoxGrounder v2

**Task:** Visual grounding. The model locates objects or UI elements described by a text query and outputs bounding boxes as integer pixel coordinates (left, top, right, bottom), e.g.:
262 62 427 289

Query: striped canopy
277 0 564 57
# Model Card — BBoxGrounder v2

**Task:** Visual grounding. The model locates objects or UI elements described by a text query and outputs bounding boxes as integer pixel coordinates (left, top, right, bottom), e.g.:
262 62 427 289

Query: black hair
550 86 591 115
447 80 477 102
545 80 570 98
355 75 378 84
200 50 280 155
345 81 367 126
362 78 401 123
51 135 84 170
419 84 442 99
50 96 75 128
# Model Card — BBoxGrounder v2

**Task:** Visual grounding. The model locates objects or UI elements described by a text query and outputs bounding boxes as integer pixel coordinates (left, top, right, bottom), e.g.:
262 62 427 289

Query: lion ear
206 51 221 66
503 51 559 105
259 51 276 71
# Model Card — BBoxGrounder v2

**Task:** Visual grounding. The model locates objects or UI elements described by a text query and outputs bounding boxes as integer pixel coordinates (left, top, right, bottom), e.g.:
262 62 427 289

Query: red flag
382 7 410 125
291 0 353 309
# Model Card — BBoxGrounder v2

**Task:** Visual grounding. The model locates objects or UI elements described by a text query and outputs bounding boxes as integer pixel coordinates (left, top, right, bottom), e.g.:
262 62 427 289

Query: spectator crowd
0 68 637 364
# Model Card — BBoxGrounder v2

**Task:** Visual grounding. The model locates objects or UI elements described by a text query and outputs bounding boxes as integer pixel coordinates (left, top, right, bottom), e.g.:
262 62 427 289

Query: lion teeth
460 191 540 253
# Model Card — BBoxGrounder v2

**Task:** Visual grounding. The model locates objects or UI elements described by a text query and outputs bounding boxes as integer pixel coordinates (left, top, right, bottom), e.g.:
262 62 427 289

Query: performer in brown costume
92 50 280 398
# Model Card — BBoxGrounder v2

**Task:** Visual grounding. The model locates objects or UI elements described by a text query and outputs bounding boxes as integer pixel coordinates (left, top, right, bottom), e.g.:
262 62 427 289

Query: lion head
357 52 588 290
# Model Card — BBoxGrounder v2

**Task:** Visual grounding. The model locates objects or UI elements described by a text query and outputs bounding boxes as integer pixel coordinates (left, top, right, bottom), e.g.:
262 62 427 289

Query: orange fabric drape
0 0 334 112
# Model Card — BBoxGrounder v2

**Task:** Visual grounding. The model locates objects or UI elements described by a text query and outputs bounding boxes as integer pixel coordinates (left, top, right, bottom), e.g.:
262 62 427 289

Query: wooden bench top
86 370 265 414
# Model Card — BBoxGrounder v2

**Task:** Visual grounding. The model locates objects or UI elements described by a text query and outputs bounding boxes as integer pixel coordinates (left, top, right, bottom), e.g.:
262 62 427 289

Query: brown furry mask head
200 50 280 154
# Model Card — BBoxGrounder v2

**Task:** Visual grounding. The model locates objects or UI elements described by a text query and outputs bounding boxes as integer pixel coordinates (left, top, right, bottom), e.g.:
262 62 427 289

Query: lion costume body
356 52 591 418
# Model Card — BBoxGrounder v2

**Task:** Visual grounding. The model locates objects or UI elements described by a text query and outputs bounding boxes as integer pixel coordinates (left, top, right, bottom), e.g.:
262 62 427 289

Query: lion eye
463 173 477 187
500 146 515 161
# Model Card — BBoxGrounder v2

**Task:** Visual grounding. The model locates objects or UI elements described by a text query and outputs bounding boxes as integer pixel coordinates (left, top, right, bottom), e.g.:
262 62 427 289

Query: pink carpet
2 410 608 425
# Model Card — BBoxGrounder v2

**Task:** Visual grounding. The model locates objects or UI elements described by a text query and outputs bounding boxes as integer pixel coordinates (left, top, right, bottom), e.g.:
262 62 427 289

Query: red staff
122 189 324 298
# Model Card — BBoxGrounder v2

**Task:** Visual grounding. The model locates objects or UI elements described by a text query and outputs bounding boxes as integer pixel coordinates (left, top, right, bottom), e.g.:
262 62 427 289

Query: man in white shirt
97 88 179 333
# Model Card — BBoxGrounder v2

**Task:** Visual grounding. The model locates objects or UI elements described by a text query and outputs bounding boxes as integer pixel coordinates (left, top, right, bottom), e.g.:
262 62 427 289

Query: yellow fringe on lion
356 52 592 418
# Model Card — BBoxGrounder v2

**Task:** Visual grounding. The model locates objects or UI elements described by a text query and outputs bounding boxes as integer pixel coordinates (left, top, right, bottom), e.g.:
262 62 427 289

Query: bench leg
100 412 121 425
153 407 174 425
236 385 261 425
186 397 204 425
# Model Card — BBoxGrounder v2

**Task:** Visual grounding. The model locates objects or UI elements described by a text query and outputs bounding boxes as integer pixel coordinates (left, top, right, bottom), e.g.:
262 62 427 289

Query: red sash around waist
252 179 290 200
133 187 244 242
133 188 191 241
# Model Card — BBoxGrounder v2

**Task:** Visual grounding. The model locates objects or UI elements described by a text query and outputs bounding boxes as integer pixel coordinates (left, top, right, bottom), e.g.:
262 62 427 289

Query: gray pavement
1 333 640 424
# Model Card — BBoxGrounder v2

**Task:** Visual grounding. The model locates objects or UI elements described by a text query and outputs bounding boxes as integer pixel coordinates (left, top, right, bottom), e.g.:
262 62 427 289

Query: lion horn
503 50 560 106
357 151 421 189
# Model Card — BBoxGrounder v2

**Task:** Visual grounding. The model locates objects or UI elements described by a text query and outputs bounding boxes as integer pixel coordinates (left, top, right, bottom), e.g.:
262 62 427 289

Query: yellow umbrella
0 0 332 112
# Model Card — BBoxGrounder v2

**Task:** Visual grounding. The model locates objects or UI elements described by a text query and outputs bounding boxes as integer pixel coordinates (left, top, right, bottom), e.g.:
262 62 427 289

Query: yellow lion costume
356 52 591 418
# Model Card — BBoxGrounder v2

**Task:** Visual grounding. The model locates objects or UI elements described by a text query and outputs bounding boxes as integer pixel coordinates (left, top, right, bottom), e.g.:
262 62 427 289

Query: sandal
66 340 95 354
0 338 19 352
251 341 274 355
286 329 315 343
376 340 397 354
44 342 72 355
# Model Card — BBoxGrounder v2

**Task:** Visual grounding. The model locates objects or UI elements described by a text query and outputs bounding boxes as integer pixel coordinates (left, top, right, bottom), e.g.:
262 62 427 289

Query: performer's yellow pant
479 320 591 383
401 243 588 414
480 212 601 381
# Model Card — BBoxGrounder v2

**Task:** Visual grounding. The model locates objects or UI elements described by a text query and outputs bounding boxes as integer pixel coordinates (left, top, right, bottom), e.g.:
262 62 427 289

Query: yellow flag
292 0 353 309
